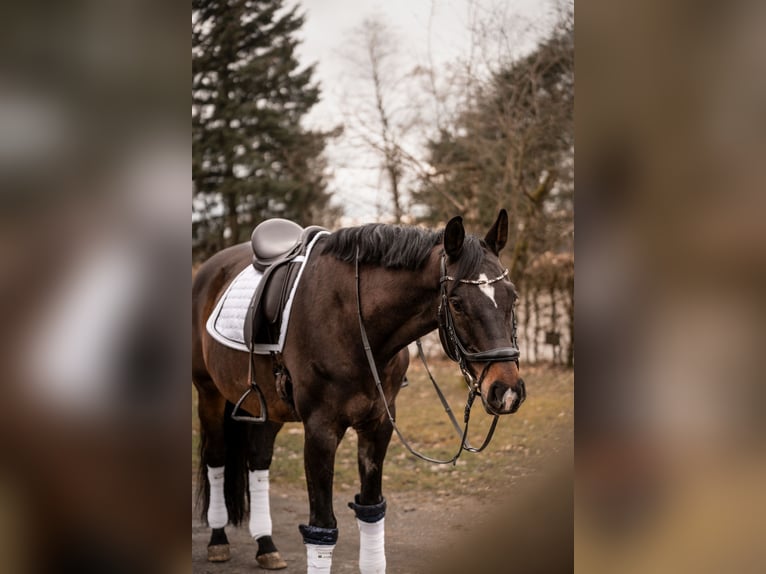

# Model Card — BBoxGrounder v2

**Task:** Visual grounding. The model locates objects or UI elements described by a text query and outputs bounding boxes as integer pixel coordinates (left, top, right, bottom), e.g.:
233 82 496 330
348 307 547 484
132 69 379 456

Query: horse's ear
485 209 509 255
444 216 465 260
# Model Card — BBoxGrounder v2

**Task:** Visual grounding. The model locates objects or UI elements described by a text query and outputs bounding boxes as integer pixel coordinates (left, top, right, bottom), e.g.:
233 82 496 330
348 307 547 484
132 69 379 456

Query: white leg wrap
248 469 272 540
358 518 386 573
305 543 335 574
206 465 228 529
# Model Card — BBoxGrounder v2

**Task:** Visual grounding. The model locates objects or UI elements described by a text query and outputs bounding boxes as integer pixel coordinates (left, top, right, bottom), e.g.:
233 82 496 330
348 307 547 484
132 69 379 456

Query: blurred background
577 0 766 572
0 0 188 571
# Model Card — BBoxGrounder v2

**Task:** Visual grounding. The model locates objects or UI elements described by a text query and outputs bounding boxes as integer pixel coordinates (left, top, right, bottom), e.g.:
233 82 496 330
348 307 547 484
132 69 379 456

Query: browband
441 268 509 285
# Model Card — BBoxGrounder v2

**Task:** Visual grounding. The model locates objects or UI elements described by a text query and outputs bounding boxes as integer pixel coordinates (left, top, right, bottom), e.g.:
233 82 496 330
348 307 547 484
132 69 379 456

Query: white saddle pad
205 231 328 353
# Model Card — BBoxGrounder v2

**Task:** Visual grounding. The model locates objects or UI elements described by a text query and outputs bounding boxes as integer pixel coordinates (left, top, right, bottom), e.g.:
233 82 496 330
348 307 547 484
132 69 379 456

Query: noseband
437 254 520 391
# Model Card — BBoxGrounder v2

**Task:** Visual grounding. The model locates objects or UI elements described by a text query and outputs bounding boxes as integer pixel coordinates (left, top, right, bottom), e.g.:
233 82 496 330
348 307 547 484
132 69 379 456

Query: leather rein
355 249 520 465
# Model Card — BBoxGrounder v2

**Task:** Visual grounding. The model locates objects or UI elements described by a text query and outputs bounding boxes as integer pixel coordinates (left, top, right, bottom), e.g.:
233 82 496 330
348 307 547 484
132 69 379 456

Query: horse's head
439 210 526 415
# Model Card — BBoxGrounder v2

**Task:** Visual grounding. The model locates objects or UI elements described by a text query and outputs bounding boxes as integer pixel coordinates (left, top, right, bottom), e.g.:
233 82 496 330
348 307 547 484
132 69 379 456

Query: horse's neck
362 254 441 359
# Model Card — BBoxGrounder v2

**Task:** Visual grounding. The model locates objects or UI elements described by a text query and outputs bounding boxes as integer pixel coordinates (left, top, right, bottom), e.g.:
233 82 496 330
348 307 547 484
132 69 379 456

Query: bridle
356 248 522 465
437 253 520 379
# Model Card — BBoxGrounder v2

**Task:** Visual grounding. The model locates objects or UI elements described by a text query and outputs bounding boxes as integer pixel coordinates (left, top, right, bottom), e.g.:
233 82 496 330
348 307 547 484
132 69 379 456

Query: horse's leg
247 420 287 570
349 416 394 574
299 418 346 574
195 380 231 562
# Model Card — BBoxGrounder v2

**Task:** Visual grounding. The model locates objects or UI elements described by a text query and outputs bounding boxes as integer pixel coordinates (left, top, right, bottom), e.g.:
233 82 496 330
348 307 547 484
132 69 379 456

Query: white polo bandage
248 469 272 539
206 465 228 529
358 518 386 573
306 543 335 574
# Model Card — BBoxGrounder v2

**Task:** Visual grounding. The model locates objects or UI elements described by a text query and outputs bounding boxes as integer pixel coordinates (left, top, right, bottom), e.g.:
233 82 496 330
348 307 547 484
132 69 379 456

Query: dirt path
192 484 492 573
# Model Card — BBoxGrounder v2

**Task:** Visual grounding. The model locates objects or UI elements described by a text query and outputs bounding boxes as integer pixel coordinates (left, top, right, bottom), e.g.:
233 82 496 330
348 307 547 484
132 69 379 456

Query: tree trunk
386 157 403 223
566 275 574 368
226 192 239 247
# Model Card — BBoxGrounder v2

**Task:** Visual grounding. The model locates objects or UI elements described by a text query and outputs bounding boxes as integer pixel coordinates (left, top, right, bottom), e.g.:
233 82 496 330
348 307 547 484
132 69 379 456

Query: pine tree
192 0 337 256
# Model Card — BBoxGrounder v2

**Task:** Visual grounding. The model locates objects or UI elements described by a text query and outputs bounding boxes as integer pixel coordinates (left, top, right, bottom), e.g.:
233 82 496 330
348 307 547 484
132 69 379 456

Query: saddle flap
263 263 300 324
244 260 302 348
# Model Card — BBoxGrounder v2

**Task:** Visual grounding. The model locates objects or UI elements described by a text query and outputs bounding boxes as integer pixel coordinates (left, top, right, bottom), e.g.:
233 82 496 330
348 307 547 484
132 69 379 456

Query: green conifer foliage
193 0 337 257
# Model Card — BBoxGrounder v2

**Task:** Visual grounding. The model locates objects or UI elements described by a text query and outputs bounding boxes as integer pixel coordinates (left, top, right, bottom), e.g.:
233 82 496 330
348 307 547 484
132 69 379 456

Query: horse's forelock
446 235 485 291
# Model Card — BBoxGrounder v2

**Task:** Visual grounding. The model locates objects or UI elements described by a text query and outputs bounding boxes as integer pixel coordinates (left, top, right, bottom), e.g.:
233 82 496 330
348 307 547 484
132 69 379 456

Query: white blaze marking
477 273 498 308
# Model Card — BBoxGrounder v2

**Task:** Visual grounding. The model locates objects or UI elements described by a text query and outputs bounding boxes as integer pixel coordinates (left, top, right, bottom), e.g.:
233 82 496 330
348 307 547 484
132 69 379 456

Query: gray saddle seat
244 219 328 349
251 218 304 271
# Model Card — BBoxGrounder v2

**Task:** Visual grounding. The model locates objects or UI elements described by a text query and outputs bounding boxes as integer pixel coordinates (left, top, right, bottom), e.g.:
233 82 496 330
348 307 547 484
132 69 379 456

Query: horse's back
193 242 251 307
192 243 251 377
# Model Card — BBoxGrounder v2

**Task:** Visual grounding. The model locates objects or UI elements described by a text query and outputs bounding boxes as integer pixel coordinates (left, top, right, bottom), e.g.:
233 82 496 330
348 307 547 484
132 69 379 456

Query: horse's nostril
517 378 526 399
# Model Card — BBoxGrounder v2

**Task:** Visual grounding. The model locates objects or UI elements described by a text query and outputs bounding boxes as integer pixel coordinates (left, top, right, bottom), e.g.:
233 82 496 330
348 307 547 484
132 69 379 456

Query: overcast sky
295 0 561 223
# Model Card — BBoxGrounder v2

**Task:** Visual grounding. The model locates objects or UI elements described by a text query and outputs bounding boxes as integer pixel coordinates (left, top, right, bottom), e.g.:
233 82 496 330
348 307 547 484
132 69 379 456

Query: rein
355 248 519 465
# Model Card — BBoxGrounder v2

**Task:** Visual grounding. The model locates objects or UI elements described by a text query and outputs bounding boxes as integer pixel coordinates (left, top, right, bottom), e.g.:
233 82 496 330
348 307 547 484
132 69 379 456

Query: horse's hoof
207 544 231 562
256 551 287 570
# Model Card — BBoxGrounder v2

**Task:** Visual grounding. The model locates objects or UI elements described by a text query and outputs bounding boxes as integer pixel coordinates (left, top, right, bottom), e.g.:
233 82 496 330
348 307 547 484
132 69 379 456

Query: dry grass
192 360 572 499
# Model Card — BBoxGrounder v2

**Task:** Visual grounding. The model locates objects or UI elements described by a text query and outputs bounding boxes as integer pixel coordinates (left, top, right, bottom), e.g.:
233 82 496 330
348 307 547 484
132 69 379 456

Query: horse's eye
449 297 463 313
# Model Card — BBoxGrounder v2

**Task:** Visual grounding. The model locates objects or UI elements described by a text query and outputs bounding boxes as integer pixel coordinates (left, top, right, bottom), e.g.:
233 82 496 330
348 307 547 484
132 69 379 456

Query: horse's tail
197 401 251 526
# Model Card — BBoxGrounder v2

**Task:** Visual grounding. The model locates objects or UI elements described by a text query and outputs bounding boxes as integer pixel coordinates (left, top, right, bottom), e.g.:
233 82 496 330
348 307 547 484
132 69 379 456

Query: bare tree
341 17 427 223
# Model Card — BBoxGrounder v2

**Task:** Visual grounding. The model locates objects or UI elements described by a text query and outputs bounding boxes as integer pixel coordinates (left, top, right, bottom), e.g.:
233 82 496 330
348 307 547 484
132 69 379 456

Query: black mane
321 223 485 282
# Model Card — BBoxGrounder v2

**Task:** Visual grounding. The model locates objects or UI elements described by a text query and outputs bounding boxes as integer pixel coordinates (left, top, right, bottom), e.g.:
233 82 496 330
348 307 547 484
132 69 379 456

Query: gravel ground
192 483 492 574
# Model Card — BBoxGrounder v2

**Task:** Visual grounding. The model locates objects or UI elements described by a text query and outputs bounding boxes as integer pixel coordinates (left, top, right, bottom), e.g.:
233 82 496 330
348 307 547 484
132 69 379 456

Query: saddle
244 218 327 349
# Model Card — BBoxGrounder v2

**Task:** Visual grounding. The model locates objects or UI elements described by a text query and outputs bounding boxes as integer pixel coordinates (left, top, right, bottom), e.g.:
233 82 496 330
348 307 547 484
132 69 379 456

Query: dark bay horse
192 210 526 572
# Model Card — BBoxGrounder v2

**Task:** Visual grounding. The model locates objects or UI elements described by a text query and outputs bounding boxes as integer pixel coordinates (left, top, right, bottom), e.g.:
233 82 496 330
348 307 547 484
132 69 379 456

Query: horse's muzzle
486 378 526 414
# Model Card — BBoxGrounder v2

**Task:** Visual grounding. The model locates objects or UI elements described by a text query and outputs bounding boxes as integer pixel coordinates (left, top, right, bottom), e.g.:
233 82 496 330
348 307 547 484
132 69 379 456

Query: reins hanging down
355 247 519 465
414 339 498 454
